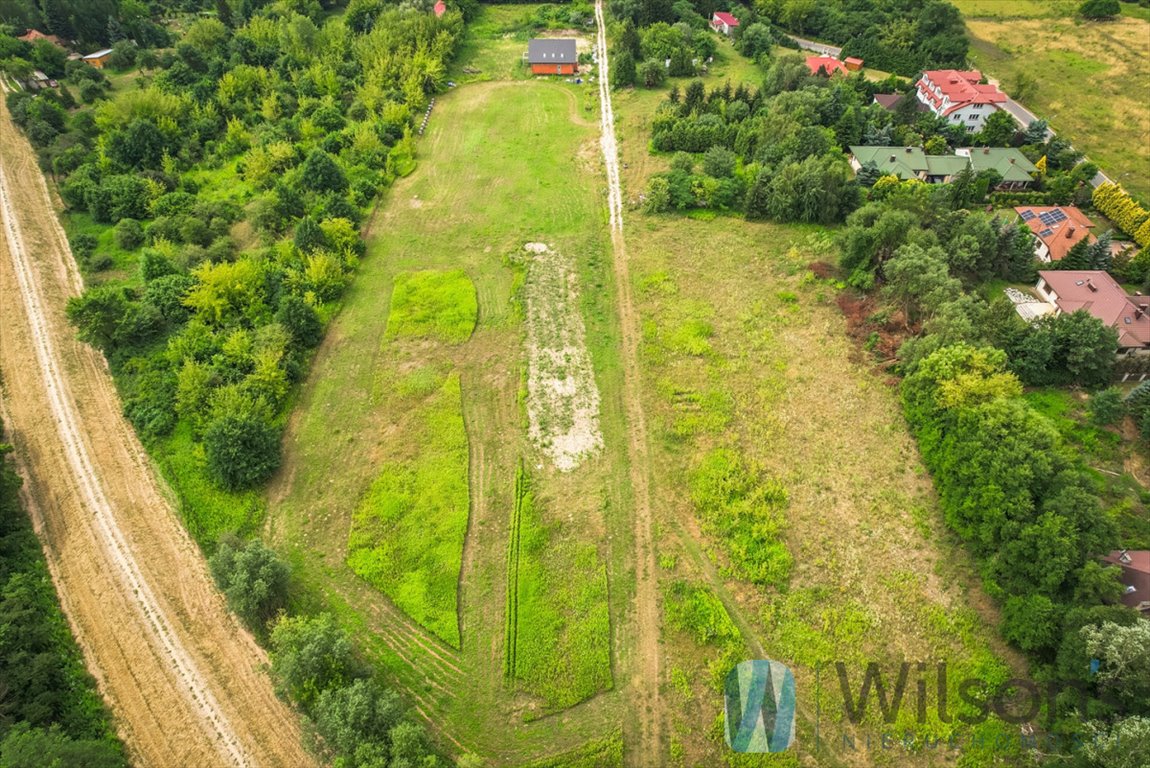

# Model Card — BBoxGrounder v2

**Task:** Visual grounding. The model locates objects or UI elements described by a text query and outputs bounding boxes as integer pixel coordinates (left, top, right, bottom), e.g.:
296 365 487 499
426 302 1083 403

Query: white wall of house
944 103 999 131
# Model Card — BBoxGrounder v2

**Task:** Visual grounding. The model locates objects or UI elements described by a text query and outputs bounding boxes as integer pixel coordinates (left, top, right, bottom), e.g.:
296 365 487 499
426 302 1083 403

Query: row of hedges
1093 182 1150 247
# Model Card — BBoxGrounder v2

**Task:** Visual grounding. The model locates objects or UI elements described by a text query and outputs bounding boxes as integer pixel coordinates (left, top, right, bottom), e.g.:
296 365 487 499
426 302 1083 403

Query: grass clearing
269 76 627 760
959 12 1150 201
612 41 1027 763
505 465 612 712
386 269 478 344
347 372 470 648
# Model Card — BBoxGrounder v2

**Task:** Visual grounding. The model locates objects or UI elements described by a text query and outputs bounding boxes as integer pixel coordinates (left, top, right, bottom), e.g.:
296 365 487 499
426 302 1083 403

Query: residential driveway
789 35 842 57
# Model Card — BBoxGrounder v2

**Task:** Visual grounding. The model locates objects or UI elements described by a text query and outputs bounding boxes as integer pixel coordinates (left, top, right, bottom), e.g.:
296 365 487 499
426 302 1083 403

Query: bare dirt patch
522 242 604 471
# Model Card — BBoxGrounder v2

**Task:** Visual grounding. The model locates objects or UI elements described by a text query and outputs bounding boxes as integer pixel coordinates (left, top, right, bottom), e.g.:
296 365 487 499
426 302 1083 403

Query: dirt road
593 3 665 763
0 91 316 767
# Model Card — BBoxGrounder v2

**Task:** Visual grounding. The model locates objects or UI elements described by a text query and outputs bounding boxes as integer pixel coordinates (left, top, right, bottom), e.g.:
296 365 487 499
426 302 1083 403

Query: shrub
113 218 144 250
202 411 282 491
70 233 97 261
1088 387 1124 426
1078 0 1121 18
208 538 289 635
269 613 357 709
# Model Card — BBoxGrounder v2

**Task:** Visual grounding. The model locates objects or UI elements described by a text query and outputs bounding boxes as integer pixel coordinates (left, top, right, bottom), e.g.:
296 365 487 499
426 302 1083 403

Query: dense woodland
3 0 462 506
607 0 967 76
0 433 127 768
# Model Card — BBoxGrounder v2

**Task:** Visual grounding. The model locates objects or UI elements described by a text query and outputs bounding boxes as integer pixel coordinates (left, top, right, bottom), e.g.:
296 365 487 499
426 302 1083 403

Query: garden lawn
348 372 470 648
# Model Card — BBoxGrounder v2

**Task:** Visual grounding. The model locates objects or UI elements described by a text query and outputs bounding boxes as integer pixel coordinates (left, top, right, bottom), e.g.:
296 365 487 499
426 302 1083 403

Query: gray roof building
527 39 577 65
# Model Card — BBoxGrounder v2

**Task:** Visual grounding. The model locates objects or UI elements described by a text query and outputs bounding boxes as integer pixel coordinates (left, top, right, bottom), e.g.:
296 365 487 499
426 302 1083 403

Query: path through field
0 88 315 768
594 2 665 762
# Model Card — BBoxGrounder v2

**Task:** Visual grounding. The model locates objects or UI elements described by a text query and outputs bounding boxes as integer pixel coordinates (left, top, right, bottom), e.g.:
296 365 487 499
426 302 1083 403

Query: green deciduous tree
269 613 357 709
208 538 289 635
202 407 281 491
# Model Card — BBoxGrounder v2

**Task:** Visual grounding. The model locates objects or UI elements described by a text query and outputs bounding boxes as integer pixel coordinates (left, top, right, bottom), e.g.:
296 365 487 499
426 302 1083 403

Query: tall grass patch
690 448 792 589
386 269 478 344
347 372 470 648
505 467 612 711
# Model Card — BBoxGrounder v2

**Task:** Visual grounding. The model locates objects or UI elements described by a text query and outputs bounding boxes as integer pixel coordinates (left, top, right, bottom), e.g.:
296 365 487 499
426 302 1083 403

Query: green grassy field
386 269 478 344
610 44 1028 762
347 371 471 647
954 1 1150 201
505 467 612 712
267 11 629 758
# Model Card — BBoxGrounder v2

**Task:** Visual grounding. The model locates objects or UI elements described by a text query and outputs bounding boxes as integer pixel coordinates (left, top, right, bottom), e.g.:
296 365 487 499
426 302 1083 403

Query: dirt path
593 3 665 763
0 91 315 767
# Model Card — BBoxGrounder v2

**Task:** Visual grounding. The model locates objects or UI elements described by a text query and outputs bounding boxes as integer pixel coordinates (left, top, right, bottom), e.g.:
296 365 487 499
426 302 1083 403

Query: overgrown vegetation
4 1 463 548
347 372 470 648
504 466 612 711
0 432 126 767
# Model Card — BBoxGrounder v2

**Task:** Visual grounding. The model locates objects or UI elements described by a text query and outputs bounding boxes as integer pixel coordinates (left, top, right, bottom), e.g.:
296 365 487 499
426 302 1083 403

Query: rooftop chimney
1009 158 1016 164
1121 549 1132 563
983 148 990 155
889 155 897 162
1087 279 1098 292
1067 226 1076 239
905 147 913 153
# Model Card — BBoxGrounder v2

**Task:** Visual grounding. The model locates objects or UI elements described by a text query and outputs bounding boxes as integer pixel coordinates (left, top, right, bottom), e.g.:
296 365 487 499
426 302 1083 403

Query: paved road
788 35 842 57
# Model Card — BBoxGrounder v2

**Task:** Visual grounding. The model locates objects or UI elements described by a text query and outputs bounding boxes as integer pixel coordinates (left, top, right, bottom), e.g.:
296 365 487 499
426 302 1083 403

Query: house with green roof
956 147 1040 190
848 145 1038 189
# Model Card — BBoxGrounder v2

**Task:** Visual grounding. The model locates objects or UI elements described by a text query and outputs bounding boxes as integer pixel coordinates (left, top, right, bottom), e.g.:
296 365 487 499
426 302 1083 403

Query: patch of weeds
386 269 478 344
347 372 470 647
690 448 792 588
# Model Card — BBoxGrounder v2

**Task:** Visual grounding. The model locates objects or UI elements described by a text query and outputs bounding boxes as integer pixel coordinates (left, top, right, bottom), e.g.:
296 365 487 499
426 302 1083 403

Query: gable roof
82 48 114 60
527 38 578 64
1017 205 1095 261
712 11 740 25
961 147 1039 182
1037 270 1150 348
849 146 927 178
917 69 1006 115
806 56 846 76
844 56 863 66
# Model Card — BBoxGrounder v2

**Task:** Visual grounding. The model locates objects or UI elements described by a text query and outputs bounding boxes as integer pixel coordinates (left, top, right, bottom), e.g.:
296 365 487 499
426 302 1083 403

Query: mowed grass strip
386 269 478 344
509 469 612 712
347 372 470 648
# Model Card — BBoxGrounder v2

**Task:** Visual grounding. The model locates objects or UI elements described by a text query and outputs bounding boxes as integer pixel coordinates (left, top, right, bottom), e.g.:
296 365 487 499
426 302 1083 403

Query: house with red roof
434 0 446 17
915 69 1007 132
18 29 66 48
1033 271 1150 353
844 56 863 71
1015 205 1096 262
1102 550 1150 613
805 56 846 77
711 12 739 35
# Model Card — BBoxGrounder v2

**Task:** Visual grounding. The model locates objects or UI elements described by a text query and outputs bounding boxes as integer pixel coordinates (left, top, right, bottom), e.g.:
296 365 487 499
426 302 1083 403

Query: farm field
267 8 633 760
610 57 1027 765
953 0 1150 201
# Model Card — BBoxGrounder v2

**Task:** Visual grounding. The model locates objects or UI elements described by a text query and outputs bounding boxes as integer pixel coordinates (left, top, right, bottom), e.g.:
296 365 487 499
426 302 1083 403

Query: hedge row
1093 182 1150 247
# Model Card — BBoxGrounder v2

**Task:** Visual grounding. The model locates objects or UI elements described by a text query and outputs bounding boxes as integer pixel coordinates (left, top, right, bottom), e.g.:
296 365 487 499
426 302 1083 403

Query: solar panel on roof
1038 228 1053 238
1038 209 1068 226
1020 210 1036 221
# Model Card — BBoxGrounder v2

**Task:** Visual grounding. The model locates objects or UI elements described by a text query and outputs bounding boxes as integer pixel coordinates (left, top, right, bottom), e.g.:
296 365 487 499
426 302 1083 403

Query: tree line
0 431 127 768
6 1 462 502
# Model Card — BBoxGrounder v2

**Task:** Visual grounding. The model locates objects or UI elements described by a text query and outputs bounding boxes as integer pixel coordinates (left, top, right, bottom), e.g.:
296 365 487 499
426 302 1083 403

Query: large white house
915 69 1007 132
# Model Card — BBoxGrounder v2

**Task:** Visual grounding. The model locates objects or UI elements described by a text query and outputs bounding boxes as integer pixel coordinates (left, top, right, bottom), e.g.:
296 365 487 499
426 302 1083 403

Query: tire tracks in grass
593 2 666 762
